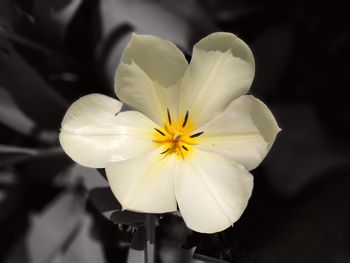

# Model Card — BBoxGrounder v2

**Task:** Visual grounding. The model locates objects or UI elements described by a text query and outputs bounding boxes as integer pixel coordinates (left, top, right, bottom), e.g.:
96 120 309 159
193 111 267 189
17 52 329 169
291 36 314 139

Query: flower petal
106 149 177 213
59 94 156 168
175 150 253 233
115 33 188 125
179 32 255 126
195 32 255 65
249 96 282 151
195 95 281 170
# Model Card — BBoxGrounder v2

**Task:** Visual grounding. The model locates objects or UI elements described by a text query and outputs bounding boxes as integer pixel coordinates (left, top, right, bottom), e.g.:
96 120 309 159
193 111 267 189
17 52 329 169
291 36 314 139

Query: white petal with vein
195 32 255 66
115 33 188 125
106 149 177 213
59 94 156 168
175 150 253 233
195 95 280 170
179 32 255 126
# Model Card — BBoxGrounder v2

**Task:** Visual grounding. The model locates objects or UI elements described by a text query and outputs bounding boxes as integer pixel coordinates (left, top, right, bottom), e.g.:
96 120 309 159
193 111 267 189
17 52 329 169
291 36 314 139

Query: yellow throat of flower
153 109 204 159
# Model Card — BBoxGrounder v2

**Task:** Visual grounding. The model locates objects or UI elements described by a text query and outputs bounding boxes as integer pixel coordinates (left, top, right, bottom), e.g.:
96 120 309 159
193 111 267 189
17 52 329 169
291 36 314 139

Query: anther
182 111 189 128
167 108 172 125
190 131 204 138
154 128 165 136
160 148 169 154
182 145 189 151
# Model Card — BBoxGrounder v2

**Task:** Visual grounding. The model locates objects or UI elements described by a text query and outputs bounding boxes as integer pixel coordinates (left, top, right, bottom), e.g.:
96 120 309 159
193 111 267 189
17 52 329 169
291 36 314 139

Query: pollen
153 109 203 159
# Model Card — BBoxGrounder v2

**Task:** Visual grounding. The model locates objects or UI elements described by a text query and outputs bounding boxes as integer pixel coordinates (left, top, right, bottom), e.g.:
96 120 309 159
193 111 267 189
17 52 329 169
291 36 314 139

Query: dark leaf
183 231 236 263
16 147 71 184
130 228 145 251
26 189 85 263
125 215 156 263
0 144 38 166
0 87 35 137
70 166 121 219
33 0 84 46
0 170 24 220
89 187 121 217
96 0 192 87
4 237 29 263
110 210 145 227
97 168 107 180
58 215 106 263
0 39 68 130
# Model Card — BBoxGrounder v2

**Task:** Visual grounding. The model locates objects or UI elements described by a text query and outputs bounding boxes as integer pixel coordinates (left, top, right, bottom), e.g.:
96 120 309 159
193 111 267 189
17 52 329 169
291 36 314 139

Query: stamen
154 128 166 136
160 148 169 154
190 131 204 138
182 111 189 128
154 109 201 158
167 108 172 125
174 135 181 142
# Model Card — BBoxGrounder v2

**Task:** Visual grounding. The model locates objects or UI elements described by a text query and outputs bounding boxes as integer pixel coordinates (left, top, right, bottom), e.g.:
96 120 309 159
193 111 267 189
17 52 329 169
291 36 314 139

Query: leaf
130 227 145 251
16 147 72 183
0 86 35 136
0 144 40 166
89 187 121 218
0 145 38 155
33 0 84 45
0 170 24 220
124 215 155 263
96 0 191 86
26 189 85 263
72 166 146 225
0 39 68 129
182 232 234 263
4 237 29 263
110 210 145 227
57 215 106 263
99 0 190 49
70 166 121 218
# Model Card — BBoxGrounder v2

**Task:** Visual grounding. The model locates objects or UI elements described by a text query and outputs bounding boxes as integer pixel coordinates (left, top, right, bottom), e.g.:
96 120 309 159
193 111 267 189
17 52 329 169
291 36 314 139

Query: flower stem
144 214 155 263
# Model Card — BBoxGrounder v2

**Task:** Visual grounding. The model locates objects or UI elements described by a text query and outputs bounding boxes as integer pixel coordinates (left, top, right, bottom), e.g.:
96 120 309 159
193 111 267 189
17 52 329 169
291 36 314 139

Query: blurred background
1 0 350 262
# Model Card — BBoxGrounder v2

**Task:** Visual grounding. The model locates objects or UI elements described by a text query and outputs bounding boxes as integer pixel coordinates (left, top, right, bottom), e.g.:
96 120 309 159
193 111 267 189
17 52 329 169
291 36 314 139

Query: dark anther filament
190 131 204 138
160 148 169 154
182 111 189 128
167 108 172 125
182 145 189 151
154 128 165 136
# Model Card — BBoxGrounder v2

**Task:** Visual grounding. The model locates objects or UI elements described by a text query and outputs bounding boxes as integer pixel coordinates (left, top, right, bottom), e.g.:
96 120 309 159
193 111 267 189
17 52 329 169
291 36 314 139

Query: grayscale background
1 0 349 262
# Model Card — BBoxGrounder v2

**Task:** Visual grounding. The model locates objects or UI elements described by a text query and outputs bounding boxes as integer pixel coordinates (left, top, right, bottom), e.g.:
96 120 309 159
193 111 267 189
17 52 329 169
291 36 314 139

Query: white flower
59 32 280 233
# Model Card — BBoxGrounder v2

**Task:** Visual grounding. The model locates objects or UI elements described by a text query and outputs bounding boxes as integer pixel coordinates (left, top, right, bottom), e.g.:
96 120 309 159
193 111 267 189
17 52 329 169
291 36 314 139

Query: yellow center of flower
153 109 203 159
